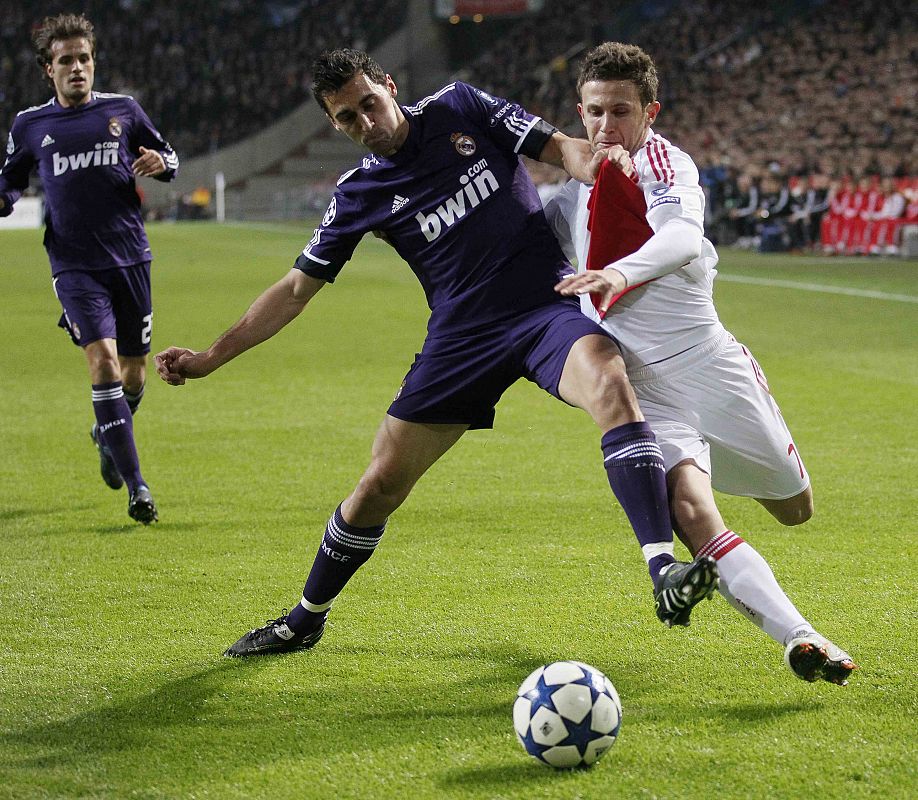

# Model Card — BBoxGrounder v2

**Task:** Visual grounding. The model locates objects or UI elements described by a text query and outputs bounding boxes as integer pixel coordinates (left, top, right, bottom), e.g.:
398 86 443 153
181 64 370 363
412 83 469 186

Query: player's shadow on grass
3 661 250 771
0 505 95 522
93 520 206 535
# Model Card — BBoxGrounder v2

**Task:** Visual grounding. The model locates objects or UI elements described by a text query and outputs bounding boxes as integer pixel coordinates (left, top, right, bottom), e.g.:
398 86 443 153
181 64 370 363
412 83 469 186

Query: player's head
575 42 661 156
311 49 408 156
33 13 96 107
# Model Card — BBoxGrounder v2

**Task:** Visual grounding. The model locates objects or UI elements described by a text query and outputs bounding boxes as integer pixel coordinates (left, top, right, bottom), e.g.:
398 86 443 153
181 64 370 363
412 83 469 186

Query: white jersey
543 128 722 371
543 129 808 498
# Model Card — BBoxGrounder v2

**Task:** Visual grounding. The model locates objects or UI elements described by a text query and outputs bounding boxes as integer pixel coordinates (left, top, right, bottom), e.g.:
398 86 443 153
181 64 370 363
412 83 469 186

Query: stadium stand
459 0 916 252
1 0 913 251
0 0 406 158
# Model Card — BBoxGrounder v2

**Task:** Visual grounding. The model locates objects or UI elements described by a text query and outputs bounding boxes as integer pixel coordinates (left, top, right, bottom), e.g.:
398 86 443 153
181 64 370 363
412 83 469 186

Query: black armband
518 118 558 160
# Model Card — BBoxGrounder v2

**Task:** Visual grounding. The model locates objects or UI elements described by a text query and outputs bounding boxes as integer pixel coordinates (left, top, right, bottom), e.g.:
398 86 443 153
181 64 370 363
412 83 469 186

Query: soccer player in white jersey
548 42 856 685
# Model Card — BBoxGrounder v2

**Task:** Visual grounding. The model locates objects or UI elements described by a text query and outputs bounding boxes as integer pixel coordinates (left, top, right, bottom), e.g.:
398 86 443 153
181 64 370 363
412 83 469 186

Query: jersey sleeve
636 141 705 233
454 82 557 160
130 99 179 182
293 180 367 282
0 120 34 216
601 140 708 286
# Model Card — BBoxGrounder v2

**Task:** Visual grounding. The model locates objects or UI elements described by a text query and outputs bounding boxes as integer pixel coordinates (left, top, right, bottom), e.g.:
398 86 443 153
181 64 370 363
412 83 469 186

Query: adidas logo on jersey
415 158 499 242
52 142 119 176
41 134 55 147
391 194 409 214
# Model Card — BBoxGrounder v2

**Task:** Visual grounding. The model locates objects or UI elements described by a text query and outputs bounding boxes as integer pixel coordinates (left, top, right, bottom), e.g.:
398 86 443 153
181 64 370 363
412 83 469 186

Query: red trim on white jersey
697 530 744 561
644 136 675 186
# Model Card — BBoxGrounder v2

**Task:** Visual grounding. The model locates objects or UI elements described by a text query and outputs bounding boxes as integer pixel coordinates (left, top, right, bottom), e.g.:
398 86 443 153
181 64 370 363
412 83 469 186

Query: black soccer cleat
784 634 857 686
128 484 158 524
224 614 325 658
654 555 719 628
91 424 124 490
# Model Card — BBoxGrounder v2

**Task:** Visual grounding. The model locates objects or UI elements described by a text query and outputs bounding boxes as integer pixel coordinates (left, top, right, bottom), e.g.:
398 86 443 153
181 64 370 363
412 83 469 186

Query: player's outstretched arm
538 134 635 185
155 269 325 386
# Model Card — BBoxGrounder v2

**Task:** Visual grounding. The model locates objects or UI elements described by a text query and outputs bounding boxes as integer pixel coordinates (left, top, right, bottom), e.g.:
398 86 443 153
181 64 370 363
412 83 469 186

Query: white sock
698 530 815 646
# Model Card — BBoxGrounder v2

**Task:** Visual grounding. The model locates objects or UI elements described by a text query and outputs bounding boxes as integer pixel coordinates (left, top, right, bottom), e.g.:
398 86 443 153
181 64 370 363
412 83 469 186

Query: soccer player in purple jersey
0 14 179 524
155 49 717 657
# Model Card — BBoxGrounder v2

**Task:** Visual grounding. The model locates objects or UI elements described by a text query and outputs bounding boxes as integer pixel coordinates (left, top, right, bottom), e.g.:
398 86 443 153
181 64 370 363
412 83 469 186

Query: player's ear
385 74 397 97
577 102 585 126
646 100 661 125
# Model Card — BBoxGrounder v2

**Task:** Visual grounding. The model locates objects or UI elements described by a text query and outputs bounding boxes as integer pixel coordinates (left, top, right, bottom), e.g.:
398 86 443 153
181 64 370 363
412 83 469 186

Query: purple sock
124 383 144 415
286 504 386 634
92 381 145 494
601 421 674 589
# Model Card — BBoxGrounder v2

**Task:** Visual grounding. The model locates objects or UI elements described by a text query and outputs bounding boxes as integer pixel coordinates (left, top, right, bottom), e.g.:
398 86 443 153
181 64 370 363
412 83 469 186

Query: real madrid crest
108 117 122 137
451 132 476 156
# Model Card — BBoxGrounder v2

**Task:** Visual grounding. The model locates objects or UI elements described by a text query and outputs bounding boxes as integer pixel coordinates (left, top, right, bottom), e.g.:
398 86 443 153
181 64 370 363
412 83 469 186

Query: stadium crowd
0 0 405 158
464 0 916 252
1 0 913 252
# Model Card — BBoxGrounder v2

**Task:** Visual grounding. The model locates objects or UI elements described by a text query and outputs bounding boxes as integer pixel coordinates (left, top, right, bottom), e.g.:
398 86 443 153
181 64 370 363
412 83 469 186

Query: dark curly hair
33 13 95 73
312 49 387 115
577 42 658 106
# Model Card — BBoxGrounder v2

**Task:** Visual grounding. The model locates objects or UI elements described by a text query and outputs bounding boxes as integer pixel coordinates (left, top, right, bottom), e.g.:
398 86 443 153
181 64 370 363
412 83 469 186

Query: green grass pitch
1 222 916 799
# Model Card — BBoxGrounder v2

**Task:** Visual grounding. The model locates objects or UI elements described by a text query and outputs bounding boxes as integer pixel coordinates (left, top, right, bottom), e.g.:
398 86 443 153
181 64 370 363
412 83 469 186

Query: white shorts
628 330 809 500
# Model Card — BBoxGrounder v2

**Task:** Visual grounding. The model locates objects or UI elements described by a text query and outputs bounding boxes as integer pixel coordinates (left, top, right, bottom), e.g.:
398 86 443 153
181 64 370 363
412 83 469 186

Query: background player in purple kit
0 14 178 524
155 48 718 657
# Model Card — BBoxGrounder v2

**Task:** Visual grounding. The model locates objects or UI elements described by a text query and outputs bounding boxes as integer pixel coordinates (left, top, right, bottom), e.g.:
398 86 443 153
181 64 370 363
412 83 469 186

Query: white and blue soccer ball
513 660 622 768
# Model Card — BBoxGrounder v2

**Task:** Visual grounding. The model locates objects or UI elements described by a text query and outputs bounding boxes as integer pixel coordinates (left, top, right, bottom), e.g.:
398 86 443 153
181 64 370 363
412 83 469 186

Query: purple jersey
0 92 178 275
294 81 571 334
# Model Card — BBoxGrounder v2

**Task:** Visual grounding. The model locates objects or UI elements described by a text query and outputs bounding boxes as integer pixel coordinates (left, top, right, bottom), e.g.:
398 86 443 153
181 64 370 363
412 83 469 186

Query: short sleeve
453 82 557 159
637 141 705 232
294 186 366 282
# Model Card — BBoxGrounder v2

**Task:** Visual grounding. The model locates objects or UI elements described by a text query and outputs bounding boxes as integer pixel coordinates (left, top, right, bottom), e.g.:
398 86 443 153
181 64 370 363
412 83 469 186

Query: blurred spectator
866 177 909 255
178 186 213 220
728 172 761 248
756 173 793 252
788 173 831 251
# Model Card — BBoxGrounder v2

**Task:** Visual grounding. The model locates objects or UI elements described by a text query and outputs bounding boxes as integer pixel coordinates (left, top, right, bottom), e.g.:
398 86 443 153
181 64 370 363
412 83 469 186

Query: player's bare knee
89 354 121 384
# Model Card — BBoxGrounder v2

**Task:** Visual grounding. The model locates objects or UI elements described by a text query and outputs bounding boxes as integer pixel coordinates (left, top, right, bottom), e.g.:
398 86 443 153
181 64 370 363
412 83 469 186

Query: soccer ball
513 660 622 768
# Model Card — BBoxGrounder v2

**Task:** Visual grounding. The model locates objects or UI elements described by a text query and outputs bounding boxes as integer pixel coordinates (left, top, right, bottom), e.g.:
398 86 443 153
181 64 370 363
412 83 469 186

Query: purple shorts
52 263 153 356
388 300 615 430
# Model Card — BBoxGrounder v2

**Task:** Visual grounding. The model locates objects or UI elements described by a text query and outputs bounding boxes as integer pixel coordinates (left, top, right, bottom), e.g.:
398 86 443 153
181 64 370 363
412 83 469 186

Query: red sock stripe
698 530 744 560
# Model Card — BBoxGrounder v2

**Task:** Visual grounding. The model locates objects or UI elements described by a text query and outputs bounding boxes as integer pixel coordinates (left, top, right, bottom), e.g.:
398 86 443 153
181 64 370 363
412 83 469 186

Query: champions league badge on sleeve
6 132 13 155
108 117 122 137
451 133 477 156
322 196 337 226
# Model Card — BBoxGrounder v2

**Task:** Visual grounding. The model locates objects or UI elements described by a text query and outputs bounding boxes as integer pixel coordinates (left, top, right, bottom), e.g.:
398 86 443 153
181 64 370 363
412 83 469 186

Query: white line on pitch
717 274 918 303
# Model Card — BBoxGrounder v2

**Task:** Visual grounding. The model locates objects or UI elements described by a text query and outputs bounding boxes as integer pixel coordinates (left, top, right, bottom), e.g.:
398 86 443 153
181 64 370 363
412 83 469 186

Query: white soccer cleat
784 633 857 686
